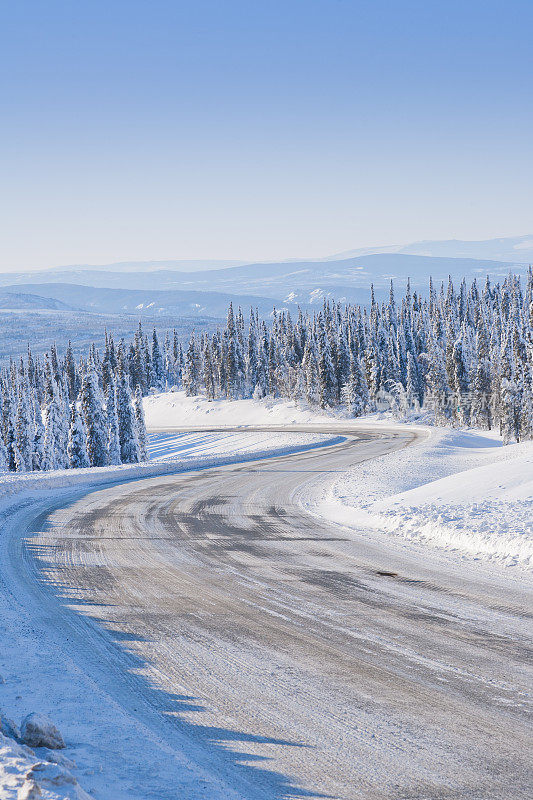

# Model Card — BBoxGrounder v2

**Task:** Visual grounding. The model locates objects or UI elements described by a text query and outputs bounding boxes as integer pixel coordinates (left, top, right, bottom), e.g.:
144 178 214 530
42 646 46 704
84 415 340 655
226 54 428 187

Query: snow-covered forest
1 271 531 473
0 340 149 472
173 272 532 443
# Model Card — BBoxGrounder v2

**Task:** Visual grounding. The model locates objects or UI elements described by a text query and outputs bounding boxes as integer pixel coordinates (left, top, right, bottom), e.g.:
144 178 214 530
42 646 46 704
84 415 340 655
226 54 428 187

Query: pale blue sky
1 0 532 270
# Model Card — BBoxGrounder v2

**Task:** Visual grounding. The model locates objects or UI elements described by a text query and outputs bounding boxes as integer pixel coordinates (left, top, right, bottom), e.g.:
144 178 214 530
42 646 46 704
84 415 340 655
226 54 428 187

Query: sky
1 0 532 271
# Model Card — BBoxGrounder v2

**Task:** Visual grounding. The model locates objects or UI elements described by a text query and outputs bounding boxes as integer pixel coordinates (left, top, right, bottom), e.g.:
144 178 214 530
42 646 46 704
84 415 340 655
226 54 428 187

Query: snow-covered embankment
307 426 533 569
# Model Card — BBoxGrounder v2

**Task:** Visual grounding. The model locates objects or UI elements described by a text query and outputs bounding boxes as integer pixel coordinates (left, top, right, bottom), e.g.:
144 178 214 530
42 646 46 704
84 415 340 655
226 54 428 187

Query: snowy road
12 427 533 800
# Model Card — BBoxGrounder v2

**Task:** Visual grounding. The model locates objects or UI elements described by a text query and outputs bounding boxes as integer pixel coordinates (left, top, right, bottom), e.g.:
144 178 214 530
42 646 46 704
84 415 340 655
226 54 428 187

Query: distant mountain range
34 258 247 274
0 235 529 361
328 234 533 264
4 234 531 278
0 251 526 316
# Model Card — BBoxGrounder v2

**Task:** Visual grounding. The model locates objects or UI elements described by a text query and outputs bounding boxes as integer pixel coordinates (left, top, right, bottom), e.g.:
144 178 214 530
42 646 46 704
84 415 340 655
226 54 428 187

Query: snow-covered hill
144 391 341 429
0 282 278 319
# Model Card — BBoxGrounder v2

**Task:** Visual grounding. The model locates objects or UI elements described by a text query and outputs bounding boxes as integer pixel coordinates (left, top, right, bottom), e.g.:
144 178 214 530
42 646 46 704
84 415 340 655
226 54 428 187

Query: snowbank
0 730 90 800
0 733 90 800
143 390 342 428
308 427 533 569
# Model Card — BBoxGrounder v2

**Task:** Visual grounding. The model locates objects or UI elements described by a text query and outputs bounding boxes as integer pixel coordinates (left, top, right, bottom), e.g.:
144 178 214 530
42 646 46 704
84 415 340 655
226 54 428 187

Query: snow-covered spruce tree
102 333 117 398
131 322 147 395
133 385 148 461
470 323 492 430
341 351 370 417
172 330 183 387
246 309 259 397
63 341 78 402
164 331 174 389
31 389 45 470
425 340 452 425
151 329 164 391
80 365 108 467
183 334 201 396
302 339 320 406
500 377 521 444
14 379 34 472
2 383 19 471
405 352 420 411
0 394 8 470
43 383 67 470
106 377 122 466
202 340 216 400
225 303 245 399
67 402 89 469
519 359 533 441
452 335 470 426
498 330 521 443
116 367 140 464
316 314 337 408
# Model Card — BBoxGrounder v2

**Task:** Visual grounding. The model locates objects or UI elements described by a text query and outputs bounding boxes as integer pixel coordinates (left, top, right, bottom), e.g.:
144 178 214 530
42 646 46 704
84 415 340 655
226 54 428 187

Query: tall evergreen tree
133 386 148 461
116 372 140 463
341 351 370 417
106 378 122 466
14 382 33 472
43 383 67 470
183 334 201 396
80 367 107 467
67 403 90 469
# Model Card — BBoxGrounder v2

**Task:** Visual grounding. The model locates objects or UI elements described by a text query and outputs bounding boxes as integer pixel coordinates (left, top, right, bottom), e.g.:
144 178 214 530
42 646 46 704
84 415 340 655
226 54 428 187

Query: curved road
16 427 533 800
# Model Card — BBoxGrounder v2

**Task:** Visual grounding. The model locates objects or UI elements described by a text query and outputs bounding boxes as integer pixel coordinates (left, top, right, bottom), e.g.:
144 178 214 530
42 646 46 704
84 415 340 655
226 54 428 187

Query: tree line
179 271 532 443
0 341 148 472
1 269 531 473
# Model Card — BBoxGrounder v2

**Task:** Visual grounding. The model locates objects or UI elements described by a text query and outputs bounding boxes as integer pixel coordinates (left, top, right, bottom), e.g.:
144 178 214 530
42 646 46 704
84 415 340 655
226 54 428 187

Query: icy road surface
12 427 533 800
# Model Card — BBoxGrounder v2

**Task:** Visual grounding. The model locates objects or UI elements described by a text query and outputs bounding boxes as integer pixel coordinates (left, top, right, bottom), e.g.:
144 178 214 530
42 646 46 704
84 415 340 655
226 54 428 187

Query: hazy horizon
0 231 532 275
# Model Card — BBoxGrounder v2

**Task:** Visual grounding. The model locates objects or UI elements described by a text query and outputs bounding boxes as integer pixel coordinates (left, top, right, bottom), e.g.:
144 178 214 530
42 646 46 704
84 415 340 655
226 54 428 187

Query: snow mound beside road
310 427 533 569
0 730 91 800
148 428 335 463
375 442 532 567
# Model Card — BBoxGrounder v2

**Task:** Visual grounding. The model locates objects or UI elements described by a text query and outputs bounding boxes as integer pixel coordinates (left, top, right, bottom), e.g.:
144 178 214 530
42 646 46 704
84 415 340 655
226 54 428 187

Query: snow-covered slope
308 427 533 569
144 391 342 429
148 429 334 462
